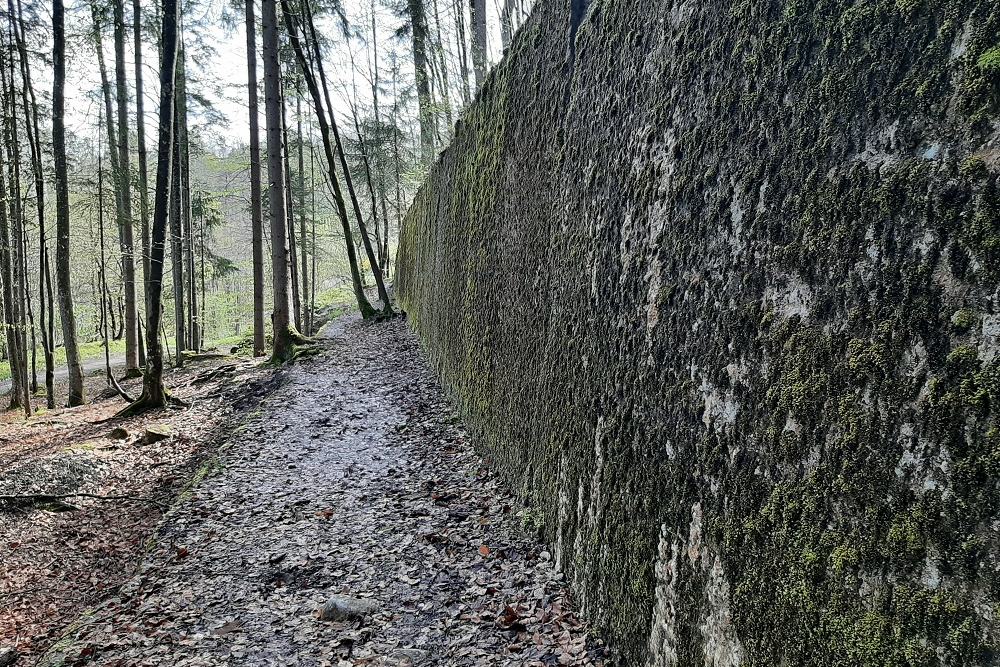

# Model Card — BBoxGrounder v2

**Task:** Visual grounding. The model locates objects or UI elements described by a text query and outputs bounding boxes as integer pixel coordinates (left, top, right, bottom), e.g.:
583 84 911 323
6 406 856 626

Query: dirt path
0 355 126 396
37 317 609 666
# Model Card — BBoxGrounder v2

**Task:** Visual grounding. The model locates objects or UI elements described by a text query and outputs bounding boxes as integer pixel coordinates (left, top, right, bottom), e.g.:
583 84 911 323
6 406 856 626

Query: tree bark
130 0 180 410
53 0 86 407
12 0 54 408
133 0 151 326
263 0 299 360
296 88 309 336
281 71 301 332
281 0 374 319
407 0 435 165
113 0 139 374
245 0 266 358
170 86 185 367
178 44 198 352
300 0 393 314
453 0 471 105
470 0 487 90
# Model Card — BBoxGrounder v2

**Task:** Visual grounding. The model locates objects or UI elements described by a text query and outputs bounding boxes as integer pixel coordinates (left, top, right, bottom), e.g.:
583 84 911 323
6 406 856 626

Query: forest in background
0 0 536 413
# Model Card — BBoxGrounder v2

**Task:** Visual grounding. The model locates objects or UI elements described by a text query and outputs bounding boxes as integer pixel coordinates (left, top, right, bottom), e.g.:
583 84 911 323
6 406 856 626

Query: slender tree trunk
113 0 139 374
12 0 54 408
281 0 374 319
53 0 85 406
296 86 309 336
245 0 266 358
408 0 435 164
301 0 393 314
430 0 453 132
128 0 180 411
453 0 471 105
175 43 198 352
470 0 487 89
133 0 150 329
2 50 31 411
281 72 302 332
170 91 185 367
263 0 299 360
500 0 516 48
0 122 25 413
93 1 140 376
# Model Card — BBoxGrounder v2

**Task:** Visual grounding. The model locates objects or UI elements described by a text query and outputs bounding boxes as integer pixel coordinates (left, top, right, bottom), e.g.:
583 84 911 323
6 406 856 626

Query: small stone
143 425 173 444
316 594 378 622
391 648 429 665
108 427 130 441
0 646 18 667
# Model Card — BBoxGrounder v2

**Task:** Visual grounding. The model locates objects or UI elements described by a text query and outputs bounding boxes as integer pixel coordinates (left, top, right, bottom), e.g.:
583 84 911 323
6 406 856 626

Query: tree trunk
245 0 266 358
178 45 199 352
297 89 309 336
113 0 139 374
12 0 54 408
470 0 487 90
281 72 301 332
300 0 393 314
170 88 185 367
133 0 151 332
53 0 86 407
130 0 180 410
281 0 375 320
263 0 299 361
407 0 435 165
0 124 25 413
453 0 471 105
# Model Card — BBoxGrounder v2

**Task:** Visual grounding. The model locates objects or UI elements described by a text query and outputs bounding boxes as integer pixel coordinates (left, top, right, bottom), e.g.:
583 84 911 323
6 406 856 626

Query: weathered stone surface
315 594 378 622
397 0 1000 664
0 646 18 667
108 427 129 441
142 425 172 445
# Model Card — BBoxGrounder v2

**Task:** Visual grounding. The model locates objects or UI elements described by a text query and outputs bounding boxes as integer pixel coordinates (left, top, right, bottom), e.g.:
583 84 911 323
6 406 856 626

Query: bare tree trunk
178 44 198 352
0 122 26 413
245 0 266 358
2 47 31 411
281 71 302 332
300 0 393 314
281 0 375 319
500 0 517 48
113 0 139 375
470 0 487 89
296 87 309 336
133 0 151 333
53 0 86 407
453 0 471 105
407 0 435 164
170 56 185 367
12 0 54 408
126 0 180 412
263 0 300 360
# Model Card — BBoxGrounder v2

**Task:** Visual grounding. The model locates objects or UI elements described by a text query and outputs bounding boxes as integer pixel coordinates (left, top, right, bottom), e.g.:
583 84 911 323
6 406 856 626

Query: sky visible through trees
0 0 536 412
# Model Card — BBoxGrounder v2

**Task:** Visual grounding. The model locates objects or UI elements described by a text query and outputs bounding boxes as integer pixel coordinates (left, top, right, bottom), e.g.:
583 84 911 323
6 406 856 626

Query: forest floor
2 316 610 667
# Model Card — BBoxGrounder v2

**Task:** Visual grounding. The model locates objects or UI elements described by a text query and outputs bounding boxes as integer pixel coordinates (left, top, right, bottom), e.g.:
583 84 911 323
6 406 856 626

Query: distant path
0 355 126 396
40 318 609 666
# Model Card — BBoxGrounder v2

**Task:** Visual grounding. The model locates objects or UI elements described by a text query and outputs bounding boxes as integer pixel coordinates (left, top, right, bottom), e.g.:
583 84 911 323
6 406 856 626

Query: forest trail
38 317 608 667
0 355 126 396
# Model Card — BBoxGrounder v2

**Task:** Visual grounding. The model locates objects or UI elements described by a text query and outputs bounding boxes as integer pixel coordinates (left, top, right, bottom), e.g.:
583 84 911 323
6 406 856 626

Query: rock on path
40 317 610 666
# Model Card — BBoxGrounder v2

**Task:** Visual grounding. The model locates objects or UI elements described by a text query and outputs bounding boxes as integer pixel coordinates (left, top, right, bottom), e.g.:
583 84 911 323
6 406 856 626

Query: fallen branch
0 492 167 511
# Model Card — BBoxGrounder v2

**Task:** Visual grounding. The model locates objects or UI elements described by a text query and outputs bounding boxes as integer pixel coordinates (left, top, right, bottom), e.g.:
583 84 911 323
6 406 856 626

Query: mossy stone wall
396 0 1000 663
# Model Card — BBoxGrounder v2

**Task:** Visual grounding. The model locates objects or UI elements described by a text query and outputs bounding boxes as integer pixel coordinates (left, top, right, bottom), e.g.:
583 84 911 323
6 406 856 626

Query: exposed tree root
109 387 189 421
